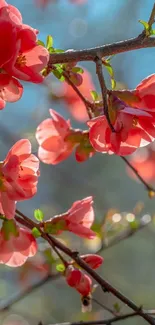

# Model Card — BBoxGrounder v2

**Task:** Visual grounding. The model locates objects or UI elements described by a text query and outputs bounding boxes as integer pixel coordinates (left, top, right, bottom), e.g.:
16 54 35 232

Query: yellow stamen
16 54 26 67
132 117 138 127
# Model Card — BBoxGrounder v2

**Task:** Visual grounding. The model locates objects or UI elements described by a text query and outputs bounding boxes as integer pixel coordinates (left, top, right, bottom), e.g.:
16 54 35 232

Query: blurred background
1 0 155 324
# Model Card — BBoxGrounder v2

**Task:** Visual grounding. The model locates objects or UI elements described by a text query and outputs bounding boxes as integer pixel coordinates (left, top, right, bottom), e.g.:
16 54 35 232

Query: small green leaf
150 29 155 35
48 47 55 54
44 220 66 234
34 209 44 222
37 40 45 47
111 78 116 90
56 263 65 272
53 70 65 81
32 227 41 238
129 219 139 230
44 248 56 264
104 61 114 77
2 219 19 241
54 49 64 53
71 67 84 74
90 90 99 101
113 302 121 313
139 20 149 31
46 35 53 49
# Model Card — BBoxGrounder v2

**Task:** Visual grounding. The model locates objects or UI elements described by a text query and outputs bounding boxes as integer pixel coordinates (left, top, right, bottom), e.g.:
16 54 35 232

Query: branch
121 156 155 194
50 65 94 119
0 274 59 311
45 311 155 325
98 214 151 253
48 2 155 65
95 57 115 132
15 211 155 325
48 37 155 65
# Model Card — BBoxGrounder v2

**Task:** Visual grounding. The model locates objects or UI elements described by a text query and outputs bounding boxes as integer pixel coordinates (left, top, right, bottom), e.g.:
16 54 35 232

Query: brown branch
14 211 155 324
98 214 151 253
95 57 115 132
121 156 155 194
62 71 94 119
148 3 155 28
0 274 59 312
45 311 155 325
48 3 155 65
48 37 155 65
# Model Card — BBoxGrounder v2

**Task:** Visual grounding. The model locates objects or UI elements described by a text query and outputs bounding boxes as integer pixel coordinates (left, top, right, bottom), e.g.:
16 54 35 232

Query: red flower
0 223 37 267
5 44 49 83
88 96 155 155
80 254 103 269
0 139 39 219
45 196 96 239
36 109 75 164
66 266 92 296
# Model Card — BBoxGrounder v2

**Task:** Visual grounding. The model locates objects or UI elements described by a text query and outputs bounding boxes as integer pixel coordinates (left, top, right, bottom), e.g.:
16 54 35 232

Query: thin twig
97 214 151 253
0 274 59 311
44 311 155 325
121 156 155 193
95 57 115 132
92 298 118 316
148 3 155 27
62 70 94 119
15 212 155 325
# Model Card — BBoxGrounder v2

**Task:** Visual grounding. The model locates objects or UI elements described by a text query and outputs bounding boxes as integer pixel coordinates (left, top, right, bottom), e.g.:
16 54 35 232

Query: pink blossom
0 73 23 110
0 139 39 219
45 197 96 239
88 96 155 155
36 109 75 164
0 225 37 267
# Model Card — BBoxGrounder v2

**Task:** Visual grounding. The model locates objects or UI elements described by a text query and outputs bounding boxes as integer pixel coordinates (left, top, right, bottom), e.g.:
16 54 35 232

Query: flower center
132 117 138 127
16 54 26 67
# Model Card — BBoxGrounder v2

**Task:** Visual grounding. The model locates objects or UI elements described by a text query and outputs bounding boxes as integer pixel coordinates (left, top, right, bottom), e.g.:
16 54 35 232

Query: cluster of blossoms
37 74 155 163
0 0 49 109
1 0 155 314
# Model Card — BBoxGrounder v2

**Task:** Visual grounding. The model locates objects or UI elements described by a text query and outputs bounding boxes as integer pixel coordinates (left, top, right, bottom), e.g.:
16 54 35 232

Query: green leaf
90 90 99 101
46 35 53 49
129 219 139 230
139 20 149 31
71 67 84 74
111 78 116 90
37 40 45 47
32 227 41 238
150 29 155 35
56 263 65 272
53 69 65 81
2 220 19 241
113 302 121 313
34 209 44 222
44 248 56 264
48 47 55 54
104 61 114 77
44 219 66 234
54 49 64 53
